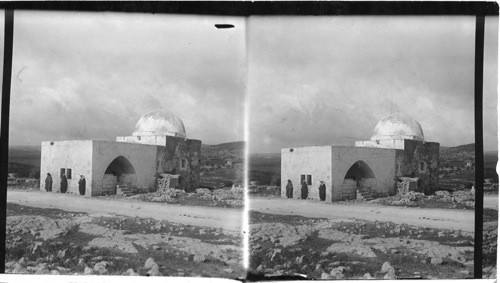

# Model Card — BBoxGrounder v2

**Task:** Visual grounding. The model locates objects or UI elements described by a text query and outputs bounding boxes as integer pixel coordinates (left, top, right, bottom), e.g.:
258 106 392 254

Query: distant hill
440 143 475 159
8 146 41 167
249 153 281 173
440 143 497 167
200 141 245 165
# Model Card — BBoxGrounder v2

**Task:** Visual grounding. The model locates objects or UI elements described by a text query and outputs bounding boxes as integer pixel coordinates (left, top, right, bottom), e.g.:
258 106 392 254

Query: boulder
84 267 94 275
330 267 345 279
57 249 67 259
430 256 443 265
196 188 211 194
123 268 139 276
93 262 108 275
321 272 332 279
193 254 206 263
147 264 163 276
384 268 397 279
381 261 393 273
144 258 157 269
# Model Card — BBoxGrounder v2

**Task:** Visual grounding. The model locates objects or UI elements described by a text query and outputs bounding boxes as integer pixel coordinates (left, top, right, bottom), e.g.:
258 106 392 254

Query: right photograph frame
246 14 498 280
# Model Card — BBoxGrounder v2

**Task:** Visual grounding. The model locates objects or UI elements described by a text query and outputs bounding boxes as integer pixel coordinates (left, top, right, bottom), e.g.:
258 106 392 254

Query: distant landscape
6 142 498 187
248 143 498 187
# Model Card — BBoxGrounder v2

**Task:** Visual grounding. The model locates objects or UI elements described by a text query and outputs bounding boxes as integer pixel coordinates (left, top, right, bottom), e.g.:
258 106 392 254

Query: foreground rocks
250 212 475 279
5 203 243 277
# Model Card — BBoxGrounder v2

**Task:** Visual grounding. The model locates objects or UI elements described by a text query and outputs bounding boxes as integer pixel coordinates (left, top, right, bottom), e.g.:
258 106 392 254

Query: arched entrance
341 160 376 200
102 156 137 195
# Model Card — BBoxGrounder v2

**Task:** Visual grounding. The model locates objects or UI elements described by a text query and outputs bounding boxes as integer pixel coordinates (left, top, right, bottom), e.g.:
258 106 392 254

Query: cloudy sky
248 16 498 153
4 13 499 153
8 11 246 146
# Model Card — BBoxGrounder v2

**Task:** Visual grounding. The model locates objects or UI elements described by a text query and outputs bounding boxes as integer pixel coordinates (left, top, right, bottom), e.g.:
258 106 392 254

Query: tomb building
281 113 439 202
40 109 201 196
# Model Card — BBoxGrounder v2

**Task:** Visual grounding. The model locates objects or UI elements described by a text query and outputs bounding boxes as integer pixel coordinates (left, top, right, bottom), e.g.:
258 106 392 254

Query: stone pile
157 174 179 190
397 177 419 194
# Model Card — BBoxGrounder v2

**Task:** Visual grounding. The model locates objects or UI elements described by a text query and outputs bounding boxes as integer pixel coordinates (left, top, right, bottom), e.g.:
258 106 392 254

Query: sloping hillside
201 141 245 166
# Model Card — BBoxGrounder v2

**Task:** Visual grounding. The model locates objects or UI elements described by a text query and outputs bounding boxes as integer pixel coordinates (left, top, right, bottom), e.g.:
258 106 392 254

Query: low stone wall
397 177 419 195
157 174 179 190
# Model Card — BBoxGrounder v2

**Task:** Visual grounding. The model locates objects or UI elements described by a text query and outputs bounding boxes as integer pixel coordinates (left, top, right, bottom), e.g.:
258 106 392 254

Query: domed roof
132 109 186 138
371 113 424 142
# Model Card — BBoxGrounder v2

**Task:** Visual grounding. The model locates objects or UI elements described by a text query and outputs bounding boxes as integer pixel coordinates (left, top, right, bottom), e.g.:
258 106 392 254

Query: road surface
250 197 476 232
484 195 499 210
7 190 243 232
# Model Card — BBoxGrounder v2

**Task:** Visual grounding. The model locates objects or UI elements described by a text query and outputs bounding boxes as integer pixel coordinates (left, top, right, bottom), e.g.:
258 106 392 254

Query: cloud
248 16 498 153
9 12 246 146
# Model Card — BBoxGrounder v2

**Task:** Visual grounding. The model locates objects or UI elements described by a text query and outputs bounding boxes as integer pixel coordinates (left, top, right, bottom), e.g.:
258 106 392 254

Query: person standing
285 180 293 198
44 173 53 192
78 175 86 196
318 181 326 201
60 173 68 193
301 180 308 199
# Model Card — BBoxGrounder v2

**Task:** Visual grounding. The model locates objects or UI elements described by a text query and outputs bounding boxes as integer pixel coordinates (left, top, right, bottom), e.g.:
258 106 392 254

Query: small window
60 168 65 178
300 174 305 184
66 168 72 179
419 162 426 171
180 158 187 169
307 175 312 185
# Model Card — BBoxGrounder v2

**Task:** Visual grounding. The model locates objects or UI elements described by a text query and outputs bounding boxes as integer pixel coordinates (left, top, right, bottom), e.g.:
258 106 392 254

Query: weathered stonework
40 110 202 196
281 114 440 202
395 140 440 194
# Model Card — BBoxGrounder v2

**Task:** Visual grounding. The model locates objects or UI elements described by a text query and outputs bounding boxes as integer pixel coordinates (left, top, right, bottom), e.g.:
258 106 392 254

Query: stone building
40 109 201 196
281 113 439 202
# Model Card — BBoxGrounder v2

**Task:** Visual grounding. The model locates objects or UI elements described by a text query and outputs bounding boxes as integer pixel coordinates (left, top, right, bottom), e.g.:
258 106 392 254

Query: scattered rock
363 273 373 279
57 249 67 259
144 258 157 269
384 268 397 279
193 254 206 263
148 264 163 276
430 256 443 265
295 255 304 265
84 267 94 275
93 262 108 275
321 272 332 279
381 262 393 274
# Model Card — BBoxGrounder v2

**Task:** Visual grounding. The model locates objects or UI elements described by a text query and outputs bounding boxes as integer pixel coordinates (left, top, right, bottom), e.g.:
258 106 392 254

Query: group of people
44 173 86 196
285 179 327 201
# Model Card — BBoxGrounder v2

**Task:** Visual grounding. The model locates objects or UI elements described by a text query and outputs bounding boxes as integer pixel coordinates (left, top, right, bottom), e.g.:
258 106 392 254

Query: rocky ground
372 189 475 210
104 187 244 209
249 210 495 279
5 203 243 277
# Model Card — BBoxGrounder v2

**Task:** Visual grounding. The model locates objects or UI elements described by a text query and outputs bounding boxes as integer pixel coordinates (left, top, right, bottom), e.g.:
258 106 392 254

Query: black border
0 1 497 279
0 1 496 16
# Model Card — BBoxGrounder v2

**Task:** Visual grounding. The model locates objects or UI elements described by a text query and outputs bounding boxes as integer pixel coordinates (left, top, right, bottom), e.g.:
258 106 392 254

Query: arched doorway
102 156 137 195
341 160 376 200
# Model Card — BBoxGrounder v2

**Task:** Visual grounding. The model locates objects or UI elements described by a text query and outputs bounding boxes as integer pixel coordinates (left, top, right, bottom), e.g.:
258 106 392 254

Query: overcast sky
8 11 246 146
248 16 498 153
4 13 499 153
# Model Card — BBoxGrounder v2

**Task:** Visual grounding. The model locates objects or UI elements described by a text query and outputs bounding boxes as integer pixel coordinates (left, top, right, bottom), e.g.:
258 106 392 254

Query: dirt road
484 195 499 210
7 190 242 232
250 197 475 232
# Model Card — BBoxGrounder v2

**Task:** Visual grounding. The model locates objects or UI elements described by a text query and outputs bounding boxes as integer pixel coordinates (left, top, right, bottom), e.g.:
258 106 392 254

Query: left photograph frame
2 9 247 278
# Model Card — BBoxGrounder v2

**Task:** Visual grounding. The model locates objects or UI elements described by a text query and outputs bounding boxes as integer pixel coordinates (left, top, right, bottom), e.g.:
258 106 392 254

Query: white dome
371 113 424 142
132 109 186 138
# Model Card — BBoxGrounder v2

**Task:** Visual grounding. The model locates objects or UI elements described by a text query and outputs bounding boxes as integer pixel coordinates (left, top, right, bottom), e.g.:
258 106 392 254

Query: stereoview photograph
5 11 246 277
247 16 498 279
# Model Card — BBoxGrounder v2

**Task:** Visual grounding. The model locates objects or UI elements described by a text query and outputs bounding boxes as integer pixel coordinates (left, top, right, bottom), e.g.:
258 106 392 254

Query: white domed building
40 109 201 196
281 113 439 202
